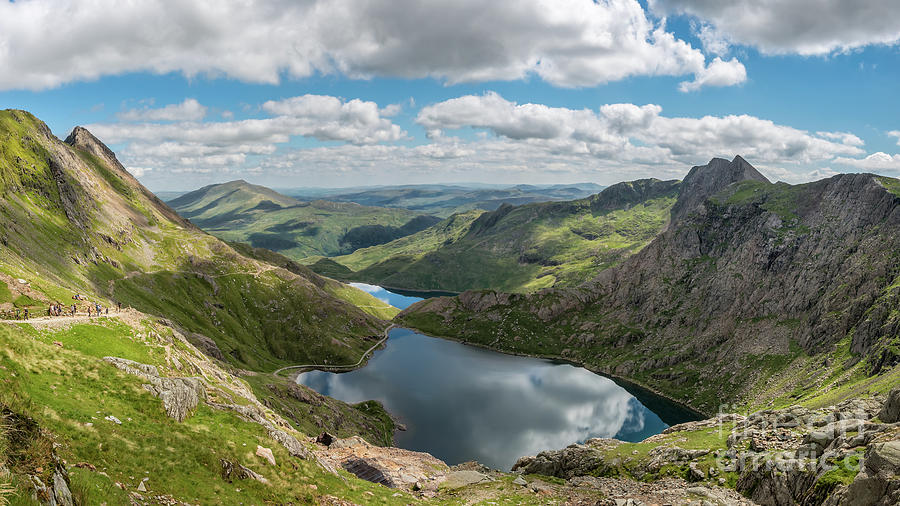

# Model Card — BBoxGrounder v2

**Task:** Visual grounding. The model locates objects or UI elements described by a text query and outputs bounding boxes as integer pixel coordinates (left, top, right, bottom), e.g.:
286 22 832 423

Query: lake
299 284 700 470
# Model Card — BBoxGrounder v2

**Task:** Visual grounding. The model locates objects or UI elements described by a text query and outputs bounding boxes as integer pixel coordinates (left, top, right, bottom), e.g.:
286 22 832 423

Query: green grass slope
319 179 679 293
0 109 391 372
168 179 436 259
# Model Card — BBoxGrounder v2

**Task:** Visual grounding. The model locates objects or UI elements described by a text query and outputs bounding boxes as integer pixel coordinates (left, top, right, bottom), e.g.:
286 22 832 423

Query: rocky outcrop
669 155 770 222
314 435 449 493
513 396 900 506
220 459 269 485
1 406 73 506
589 178 681 214
104 357 205 422
879 388 900 423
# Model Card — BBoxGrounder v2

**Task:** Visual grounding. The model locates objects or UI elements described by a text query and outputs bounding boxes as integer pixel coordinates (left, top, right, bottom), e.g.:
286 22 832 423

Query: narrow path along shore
274 324 397 376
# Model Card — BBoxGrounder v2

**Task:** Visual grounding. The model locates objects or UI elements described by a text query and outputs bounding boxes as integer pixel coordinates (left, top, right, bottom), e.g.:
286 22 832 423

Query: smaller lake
302 284 699 470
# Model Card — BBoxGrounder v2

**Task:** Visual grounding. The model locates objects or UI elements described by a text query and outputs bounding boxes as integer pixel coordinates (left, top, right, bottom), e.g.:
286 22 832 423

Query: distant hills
280 182 605 217
313 179 679 292
167 180 438 258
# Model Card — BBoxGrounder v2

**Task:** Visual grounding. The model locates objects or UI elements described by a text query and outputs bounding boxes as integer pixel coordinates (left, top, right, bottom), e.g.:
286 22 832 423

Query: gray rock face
669 155 770 222
878 387 900 423
512 439 619 478
103 357 205 422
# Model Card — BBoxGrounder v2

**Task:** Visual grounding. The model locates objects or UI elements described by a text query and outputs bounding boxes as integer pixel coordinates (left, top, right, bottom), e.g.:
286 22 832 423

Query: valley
0 110 897 505
4 3 900 505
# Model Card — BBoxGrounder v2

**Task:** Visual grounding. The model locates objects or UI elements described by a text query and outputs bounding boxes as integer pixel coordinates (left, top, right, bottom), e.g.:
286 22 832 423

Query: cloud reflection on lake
298 327 668 470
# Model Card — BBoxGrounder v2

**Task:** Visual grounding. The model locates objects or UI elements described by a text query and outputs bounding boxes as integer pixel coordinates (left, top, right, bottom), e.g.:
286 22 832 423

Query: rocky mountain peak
670 155 770 222
64 126 115 159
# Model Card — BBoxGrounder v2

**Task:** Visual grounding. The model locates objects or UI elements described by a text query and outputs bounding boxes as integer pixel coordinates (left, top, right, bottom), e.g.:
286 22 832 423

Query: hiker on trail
105 307 109 315
71 304 76 316
23 308 28 320
87 305 92 317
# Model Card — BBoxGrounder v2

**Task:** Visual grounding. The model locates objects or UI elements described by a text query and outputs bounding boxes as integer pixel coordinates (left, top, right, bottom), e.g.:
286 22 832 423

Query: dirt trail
274 324 396 376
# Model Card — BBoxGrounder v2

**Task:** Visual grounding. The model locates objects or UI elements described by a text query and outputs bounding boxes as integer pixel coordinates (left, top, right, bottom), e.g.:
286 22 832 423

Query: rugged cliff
399 156 900 414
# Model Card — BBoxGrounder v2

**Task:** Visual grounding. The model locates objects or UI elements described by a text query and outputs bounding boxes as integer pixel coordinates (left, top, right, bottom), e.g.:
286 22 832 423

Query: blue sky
1 0 899 191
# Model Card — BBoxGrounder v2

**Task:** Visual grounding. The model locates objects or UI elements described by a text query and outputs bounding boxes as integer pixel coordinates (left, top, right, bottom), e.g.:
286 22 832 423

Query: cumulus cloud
678 57 746 93
88 91 891 189
118 98 207 122
0 0 739 91
88 94 404 174
650 0 900 55
416 92 864 167
889 131 900 145
835 152 900 172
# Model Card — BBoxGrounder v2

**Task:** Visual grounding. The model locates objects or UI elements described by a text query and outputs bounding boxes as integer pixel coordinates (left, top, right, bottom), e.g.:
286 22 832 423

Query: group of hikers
1 295 123 320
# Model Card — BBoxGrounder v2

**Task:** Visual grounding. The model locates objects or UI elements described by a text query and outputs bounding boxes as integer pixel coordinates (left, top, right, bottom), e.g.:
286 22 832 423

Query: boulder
878 388 900 423
865 441 900 476
256 445 276 466
442 470 491 489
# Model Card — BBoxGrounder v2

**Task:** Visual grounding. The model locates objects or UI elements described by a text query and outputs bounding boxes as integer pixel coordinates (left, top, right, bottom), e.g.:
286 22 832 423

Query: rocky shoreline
513 390 900 505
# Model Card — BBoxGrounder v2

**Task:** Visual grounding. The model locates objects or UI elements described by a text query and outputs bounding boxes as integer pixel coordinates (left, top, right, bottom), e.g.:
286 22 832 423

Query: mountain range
398 156 900 416
314 178 679 292
282 182 606 217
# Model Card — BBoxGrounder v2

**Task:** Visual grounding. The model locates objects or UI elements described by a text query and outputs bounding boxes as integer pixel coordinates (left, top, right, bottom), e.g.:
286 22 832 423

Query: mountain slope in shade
399 156 900 414
316 178 680 292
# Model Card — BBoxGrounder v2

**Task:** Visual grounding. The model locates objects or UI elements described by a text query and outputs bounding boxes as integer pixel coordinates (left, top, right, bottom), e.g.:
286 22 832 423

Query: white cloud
126 166 152 178
817 131 865 147
118 98 207 122
88 91 891 189
678 57 746 93
835 152 900 171
889 131 900 145
89 94 404 174
416 92 863 167
650 0 900 55
0 0 741 92
91 95 404 147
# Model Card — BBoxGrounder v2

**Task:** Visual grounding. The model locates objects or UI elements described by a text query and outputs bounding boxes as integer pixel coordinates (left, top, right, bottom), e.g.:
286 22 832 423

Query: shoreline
344 279 461 297
276 323 396 379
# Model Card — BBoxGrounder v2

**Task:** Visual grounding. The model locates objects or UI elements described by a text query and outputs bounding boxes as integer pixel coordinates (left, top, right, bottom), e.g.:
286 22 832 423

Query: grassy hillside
0 110 405 374
317 179 679 292
0 319 411 505
285 182 605 217
168 180 437 258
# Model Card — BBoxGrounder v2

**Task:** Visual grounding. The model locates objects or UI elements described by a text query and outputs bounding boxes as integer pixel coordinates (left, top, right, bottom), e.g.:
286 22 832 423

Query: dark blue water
301 285 697 470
